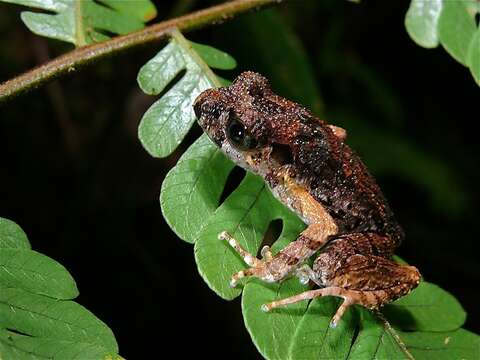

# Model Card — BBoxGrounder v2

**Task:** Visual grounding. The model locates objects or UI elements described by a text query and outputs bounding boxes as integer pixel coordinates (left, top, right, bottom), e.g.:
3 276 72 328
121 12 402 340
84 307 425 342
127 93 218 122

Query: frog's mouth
220 141 268 175
219 141 290 181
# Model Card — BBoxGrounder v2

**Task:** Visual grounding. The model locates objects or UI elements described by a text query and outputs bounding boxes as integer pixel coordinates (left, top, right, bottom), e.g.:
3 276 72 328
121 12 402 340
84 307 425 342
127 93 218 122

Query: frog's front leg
220 222 335 287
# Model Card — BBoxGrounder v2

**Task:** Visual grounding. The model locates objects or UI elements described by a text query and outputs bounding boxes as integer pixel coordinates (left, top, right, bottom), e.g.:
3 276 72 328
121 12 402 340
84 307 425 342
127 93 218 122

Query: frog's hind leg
262 286 364 327
261 281 415 328
263 233 421 327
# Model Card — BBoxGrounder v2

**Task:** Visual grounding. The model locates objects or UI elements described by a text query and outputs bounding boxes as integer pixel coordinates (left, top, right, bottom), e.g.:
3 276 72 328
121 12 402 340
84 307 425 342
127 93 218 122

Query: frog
193 71 420 327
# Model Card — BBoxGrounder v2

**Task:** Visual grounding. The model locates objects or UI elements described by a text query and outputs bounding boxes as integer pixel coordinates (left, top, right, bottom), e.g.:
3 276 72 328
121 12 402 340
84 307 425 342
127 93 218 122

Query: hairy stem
0 0 283 104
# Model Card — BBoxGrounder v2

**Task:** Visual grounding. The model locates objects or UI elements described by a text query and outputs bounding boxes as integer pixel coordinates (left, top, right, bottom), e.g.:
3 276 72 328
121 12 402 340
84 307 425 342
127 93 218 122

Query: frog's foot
219 231 326 287
261 286 387 328
219 231 279 287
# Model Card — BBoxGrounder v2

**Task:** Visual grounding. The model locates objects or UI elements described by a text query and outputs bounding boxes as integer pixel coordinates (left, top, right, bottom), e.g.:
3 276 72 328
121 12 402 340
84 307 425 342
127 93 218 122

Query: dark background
0 0 478 358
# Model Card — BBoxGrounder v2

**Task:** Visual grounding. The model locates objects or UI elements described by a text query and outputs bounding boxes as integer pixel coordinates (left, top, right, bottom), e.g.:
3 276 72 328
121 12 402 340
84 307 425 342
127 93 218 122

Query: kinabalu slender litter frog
193 71 420 327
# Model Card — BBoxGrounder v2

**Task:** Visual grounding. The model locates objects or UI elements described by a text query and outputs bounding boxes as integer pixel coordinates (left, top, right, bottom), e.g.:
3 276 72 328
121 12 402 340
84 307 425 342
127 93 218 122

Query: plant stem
375 311 415 360
0 0 283 104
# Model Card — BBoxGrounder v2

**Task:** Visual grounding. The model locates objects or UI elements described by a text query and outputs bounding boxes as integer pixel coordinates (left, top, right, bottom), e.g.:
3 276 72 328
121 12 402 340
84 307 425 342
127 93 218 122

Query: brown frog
193 71 420 327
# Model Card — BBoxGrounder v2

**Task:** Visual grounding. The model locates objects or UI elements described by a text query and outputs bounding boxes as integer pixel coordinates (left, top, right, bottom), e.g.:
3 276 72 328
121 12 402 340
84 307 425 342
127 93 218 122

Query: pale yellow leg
261 286 357 328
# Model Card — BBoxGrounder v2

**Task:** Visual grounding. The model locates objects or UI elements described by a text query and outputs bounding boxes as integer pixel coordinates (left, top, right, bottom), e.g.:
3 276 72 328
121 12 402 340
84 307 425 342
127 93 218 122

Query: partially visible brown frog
193 71 420 327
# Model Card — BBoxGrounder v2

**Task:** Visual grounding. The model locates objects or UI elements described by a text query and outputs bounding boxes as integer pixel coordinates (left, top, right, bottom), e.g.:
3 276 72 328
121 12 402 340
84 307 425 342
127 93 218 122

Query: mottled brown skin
194 71 420 326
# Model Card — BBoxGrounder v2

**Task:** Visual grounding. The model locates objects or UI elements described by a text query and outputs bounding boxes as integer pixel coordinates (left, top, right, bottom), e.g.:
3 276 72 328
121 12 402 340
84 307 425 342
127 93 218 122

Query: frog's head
194 71 294 177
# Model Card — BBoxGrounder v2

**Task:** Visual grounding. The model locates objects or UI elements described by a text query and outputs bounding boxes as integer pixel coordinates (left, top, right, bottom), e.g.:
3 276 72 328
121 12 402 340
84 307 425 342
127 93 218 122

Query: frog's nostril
193 97 203 120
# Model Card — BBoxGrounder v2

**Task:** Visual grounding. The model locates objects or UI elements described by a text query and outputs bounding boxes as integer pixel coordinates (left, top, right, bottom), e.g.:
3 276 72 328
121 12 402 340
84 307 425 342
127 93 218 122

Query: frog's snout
193 88 223 127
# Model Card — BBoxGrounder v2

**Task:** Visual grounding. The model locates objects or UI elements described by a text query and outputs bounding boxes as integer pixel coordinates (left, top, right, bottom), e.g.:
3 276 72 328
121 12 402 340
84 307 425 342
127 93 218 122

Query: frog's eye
226 118 257 150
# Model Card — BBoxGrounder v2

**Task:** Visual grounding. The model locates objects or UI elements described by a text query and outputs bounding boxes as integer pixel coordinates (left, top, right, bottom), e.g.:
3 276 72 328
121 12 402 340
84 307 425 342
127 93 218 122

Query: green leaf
438 0 477 66
98 0 156 22
350 310 480 360
0 287 118 353
0 217 30 249
194 173 271 300
289 297 357 360
242 278 308 360
137 30 226 158
190 42 237 70
405 0 480 86
0 0 157 46
0 219 121 359
384 282 466 332
160 134 235 243
405 0 442 48
0 328 119 360
0 249 79 299
467 28 480 86
400 328 480 360
348 310 411 360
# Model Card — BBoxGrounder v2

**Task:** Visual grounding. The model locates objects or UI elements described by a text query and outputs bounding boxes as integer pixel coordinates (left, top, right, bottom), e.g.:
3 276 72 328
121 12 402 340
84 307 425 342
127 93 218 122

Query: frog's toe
260 245 273 261
230 269 247 287
230 272 243 288
219 231 261 267
230 267 260 287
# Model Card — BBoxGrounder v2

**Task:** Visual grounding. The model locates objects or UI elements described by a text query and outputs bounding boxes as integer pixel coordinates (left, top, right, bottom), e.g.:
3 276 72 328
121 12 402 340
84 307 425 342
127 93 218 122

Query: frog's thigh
313 233 420 304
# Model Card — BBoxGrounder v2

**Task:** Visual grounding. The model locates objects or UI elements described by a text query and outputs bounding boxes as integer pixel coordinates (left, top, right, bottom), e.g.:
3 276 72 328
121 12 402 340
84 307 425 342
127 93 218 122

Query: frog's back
290 115 404 245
